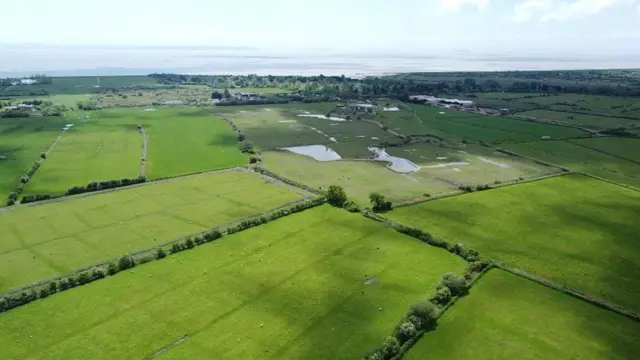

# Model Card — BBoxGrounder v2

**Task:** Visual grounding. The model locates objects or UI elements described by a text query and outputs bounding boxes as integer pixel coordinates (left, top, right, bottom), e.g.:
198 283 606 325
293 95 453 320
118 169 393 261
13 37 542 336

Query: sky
1 0 639 55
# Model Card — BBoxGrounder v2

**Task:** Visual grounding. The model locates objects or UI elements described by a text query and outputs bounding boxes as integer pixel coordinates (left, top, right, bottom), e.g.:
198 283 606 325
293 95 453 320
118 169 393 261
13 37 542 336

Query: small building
541 136 552 140
20 79 38 85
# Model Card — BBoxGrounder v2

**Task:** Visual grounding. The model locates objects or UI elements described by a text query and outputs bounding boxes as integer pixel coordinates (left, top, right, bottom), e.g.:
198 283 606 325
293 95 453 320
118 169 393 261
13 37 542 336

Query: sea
1 45 639 77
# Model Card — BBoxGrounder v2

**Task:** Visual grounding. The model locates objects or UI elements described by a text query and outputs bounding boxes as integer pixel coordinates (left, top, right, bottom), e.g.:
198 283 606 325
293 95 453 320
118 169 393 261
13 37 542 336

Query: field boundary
496 263 640 323
139 125 148 177
7 166 308 209
566 138 640 167
0 197 326 312
392 171 572 209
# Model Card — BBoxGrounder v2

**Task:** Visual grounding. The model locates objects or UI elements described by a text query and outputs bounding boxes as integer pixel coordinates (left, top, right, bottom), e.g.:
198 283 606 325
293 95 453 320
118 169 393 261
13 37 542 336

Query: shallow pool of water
283 145 342 161
298 114 346 121
368 147 421 173
383 107 400 111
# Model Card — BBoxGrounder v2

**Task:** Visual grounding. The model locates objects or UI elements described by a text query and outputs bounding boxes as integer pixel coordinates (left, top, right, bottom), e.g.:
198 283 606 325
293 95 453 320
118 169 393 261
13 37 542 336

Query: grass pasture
388 174 640 312
1 76 159 96
23 107 248 195
503 139 640 189
6 94 92 108
262 151 457 205
406 270 640 360
387 142 558 186
381 104 587 142
218 104 399 158
0 206 466 360
515 109 637 129
0 169 307 293
0 116 65 201
225 87 291 94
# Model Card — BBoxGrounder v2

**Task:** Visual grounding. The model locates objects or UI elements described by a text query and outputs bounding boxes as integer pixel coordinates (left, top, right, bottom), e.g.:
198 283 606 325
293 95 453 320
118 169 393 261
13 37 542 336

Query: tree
237 133 246 142
156 248 167 259
326 185 347 206
433 286 452 305
40 152 47 159
370 193 392 212
211 90 223 100
238 140 254 154
223 88 231 99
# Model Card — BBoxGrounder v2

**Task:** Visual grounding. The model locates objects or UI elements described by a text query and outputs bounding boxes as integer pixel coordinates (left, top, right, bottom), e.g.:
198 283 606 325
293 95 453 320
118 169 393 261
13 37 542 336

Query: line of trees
365 262 491 360
66 177 146 196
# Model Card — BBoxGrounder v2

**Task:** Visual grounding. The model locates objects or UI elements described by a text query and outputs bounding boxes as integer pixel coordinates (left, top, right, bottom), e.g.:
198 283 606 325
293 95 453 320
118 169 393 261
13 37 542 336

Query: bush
342 199 360 213
432 286 452 305
156 248 167 259
20 175 30 184
107 262 118 275
238 140 254 154
396 321 418 343
381 336 400 359
185 238 195 249
409 300 438 325
370 193 392 212
118 255 135 271
249 156 260 164
441 273 468 296
326 185 347 206
40 152 47 159
237 133 246 142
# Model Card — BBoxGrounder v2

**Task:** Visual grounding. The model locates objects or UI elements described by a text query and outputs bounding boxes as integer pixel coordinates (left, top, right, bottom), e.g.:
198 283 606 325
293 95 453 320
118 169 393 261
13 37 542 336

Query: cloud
511 0 638 21
438 0 489 12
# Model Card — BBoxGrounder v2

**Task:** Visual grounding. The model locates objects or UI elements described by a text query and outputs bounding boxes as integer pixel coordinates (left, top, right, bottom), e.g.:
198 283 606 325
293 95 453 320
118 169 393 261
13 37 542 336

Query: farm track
139 126 148 177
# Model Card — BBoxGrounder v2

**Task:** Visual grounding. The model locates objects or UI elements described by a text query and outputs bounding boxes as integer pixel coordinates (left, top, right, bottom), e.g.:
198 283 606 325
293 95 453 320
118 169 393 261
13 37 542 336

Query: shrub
381 336 400 359
39 288 50 299
407 315 424 330
238 140 254 154
40 152 47 159
20 175 30 184
370 193 392 212
342 199 360 213
326 185 347 206
156 248 167 259
185 238 195 249
396 321 418 343
118 255 136 271
432 286 452 305
92 268 106 280
249 156 260 164
441 273 468 296
408 300 438 326
107 262 118 275
237 133 246 142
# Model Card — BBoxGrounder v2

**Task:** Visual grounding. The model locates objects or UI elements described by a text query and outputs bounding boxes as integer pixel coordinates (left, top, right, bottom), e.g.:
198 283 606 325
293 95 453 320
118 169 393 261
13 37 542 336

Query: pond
368 147 421 173
283 145 342 161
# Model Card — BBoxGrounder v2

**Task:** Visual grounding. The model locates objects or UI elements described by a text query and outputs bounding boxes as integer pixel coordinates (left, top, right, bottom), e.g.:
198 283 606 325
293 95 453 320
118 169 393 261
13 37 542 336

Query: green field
386 142 558 186
378 104 587 142
571 137 640 163
514 109 637 129
218 104 399 158
503 139 640 188
262 150 456 205
6 94 92 108
0 169 306 293
0 116 65 201
406 270 640 360
387 174 640 312
0 76 159 96
23 107 248 195
0 206 466 360
501 94 640 119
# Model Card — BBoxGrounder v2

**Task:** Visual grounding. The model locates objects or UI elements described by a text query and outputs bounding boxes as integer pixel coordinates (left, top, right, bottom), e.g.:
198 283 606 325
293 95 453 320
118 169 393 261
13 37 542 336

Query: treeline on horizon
149 70 640 97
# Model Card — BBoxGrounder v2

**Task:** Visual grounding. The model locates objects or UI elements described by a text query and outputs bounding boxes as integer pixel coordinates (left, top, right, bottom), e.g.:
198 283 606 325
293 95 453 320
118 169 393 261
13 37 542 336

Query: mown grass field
0 206 466 360
262 151 456 205
387 174 640 312
379 104 587 142
514 109 637 129
23 107 247 195
406 270 640 360
502 139 640 189
0 116 65 201
0 170 306 293
386 142 558 186
571 137 640 163
502 94 640 119
218 104 398 158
